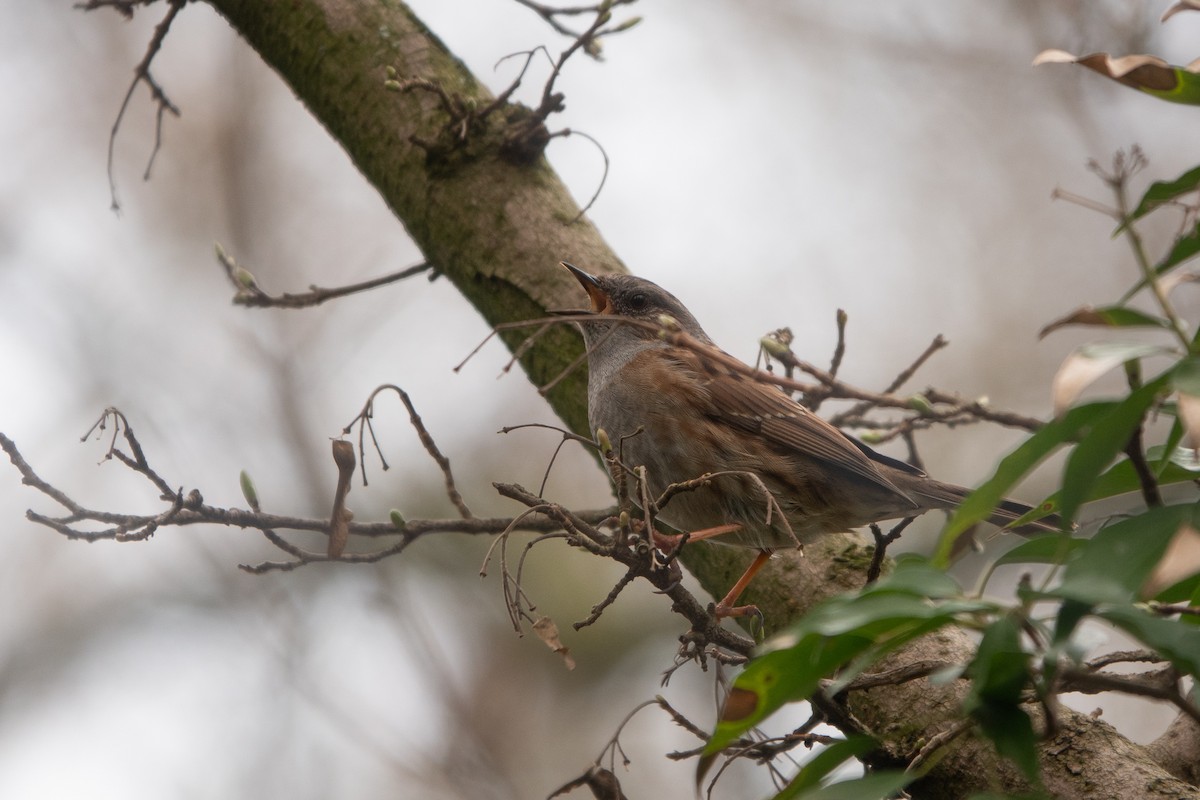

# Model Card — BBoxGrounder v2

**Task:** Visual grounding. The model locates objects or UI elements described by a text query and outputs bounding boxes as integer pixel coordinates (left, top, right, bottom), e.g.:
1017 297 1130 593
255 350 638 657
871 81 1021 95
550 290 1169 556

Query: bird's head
559 262 710 344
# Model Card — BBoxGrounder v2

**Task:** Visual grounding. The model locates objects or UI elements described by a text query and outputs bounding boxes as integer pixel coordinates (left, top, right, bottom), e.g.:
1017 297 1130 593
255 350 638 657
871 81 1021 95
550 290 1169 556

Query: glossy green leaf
935 403 1112 566
864 554 962 599
709 563 990 755
1127 164 1200 223
1155 571 1200 605
991 535 1085 569
968 615 1029 702
1058 376 1168 524
965 616 1039 781
770 736 878 799
973 703 1040 782
1157 223 1200 274
704 635 871 756
1039 305 1171 338
778 771 915 800
1055 504 1196 605
1096 604 1200 677
1173 356 1200 394
1148 438 1200 473
1028 451 1200 520
1122 222 1200 301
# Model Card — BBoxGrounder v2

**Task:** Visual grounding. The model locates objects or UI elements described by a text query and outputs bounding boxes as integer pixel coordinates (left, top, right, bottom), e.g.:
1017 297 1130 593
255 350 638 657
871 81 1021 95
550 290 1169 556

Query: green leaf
1121 222 1200 301
1056 504 1197 605
710 565 991 754
778 771 915 800
965 616 1039 781
705 636 871 755
1039 305 1171 338
935 403 1112 566
1148 438 1200 473
1156 223 1200 275
1155 571 1200 605
1173 355 1200 394
1030 449 1200 517
1051 599 1094 646
1058 375 1168 524
973 702 1040 782
1127 164 1200 224
770 737 878 799
1096 604 1200 678
968 615 1030 703
992 536 1086 569
864 554 962 599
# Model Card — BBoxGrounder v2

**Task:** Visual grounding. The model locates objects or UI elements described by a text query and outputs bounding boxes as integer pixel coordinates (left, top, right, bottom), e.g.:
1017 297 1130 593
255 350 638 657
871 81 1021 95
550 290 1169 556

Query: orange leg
714 549 773 619
651 522 742 552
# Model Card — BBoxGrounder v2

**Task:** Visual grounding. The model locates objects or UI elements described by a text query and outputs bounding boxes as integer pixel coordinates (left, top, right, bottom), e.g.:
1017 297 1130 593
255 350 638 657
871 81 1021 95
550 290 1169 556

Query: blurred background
1 1 1198 798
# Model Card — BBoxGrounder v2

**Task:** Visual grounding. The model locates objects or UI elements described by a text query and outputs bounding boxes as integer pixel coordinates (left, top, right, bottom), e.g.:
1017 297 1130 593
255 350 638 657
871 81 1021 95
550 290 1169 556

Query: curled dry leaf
1163 0 1200 21
1142 523 1200 598
1050 344 1167 415
532 615 576 670
1034 49 1200 105
1177 390 1200 451
328 439 357 559
1158 271 1200 297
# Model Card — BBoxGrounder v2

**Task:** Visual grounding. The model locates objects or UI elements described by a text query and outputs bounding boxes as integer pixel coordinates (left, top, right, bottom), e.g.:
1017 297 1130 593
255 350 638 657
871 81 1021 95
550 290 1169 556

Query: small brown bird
563 263 1056 616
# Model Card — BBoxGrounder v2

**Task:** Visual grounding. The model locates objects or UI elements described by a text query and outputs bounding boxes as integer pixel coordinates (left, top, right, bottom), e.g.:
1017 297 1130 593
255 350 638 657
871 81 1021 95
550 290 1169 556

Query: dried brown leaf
1051 350 1127 415
328 439 356 558
1034 49 1186 90
1177 390 1200 451
532 615 576 670
1163 0 1200 22
1142 523 1200 597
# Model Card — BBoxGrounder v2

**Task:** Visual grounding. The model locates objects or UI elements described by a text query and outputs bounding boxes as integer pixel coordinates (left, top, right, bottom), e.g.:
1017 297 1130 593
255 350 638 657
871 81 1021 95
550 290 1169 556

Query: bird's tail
908 478 1062 536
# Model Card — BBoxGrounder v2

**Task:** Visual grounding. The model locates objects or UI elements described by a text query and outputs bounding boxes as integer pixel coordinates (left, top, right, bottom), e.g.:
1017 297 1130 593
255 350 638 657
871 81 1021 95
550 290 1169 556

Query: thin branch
1059 666 1200 727
545 128 609 222
83 0 185 212
216 245 435 308
829 308 848 379
343 385 472 518
906 718 975 774
3 425 613 550
866 517 914 584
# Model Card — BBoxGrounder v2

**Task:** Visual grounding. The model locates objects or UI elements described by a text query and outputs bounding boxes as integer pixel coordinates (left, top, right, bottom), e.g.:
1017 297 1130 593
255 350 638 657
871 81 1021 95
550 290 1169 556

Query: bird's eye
628 293 648 311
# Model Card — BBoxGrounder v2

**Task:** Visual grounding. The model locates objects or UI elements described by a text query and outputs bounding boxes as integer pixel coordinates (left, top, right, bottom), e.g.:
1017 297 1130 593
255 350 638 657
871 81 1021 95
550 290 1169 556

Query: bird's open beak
561 262 612 314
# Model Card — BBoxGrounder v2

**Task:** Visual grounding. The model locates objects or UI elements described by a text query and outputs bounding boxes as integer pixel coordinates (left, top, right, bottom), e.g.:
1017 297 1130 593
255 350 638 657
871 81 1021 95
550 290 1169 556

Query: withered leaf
532 615 576 670
1035 49 1200 105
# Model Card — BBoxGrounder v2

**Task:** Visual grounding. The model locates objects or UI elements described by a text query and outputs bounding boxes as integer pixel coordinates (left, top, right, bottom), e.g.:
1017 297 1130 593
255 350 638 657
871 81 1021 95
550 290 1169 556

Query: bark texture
198 1 1199 797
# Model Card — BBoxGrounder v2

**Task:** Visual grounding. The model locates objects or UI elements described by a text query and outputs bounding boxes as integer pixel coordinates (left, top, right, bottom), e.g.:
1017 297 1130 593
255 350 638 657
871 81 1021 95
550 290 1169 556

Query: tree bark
197 0 1199 796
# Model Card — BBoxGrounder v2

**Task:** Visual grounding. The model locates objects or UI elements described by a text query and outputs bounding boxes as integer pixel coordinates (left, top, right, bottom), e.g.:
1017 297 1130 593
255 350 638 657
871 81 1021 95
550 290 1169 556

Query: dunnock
563 264 1057 616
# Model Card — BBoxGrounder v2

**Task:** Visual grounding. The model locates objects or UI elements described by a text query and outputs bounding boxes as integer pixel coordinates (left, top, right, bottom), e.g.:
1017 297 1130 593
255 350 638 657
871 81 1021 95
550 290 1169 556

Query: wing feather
674 347 918 505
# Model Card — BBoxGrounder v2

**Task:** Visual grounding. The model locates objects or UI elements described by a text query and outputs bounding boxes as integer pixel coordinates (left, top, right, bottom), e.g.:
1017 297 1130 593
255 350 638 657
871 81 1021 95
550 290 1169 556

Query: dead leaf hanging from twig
1034 49 1200 105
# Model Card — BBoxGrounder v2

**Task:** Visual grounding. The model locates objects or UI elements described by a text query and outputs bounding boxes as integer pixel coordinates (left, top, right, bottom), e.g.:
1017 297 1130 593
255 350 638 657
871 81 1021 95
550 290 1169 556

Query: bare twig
866 517 914 584
829 309 848 379
81 0 185 211
907 718 974 774
216 245 435 308
327 440 356 558
2 424 611 556
343 385 472 518
841 660 957 692
1059 666 1200 727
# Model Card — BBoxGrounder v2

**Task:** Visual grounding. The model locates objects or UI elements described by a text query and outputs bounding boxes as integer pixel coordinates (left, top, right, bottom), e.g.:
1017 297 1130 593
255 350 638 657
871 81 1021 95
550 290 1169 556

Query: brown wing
675 347 919 506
